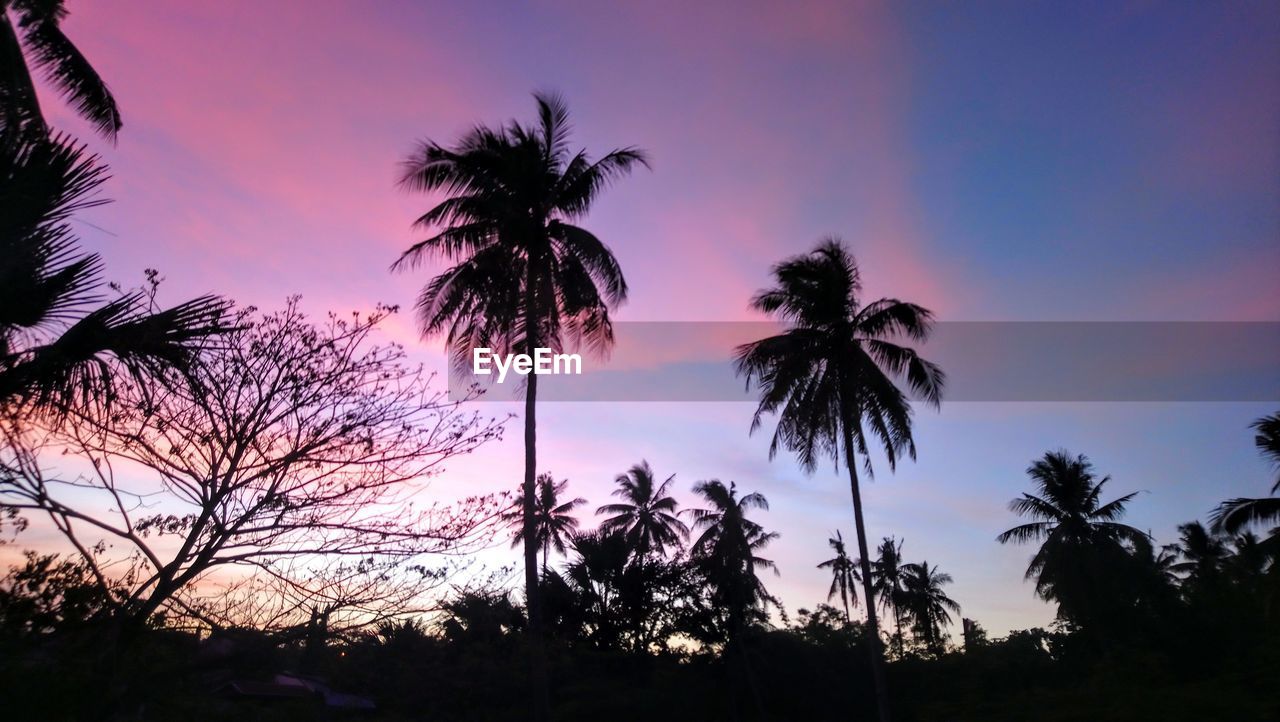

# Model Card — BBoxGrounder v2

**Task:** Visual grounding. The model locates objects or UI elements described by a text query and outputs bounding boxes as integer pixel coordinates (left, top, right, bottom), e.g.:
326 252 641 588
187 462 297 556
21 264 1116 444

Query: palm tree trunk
844 425 891 722
523 262 550 722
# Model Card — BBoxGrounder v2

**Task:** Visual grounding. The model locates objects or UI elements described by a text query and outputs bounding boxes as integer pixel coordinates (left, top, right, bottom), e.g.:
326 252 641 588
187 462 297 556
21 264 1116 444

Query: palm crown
393 91 647 369
505 473 586 572
997 450 1145 624
817 530 860 622
597 460 688 557
734 237 944 473
899 560 960 655
870 536 906 617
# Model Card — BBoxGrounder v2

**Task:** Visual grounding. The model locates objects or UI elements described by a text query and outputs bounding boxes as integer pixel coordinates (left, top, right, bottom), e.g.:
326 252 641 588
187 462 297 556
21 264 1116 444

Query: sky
26 0 1280 636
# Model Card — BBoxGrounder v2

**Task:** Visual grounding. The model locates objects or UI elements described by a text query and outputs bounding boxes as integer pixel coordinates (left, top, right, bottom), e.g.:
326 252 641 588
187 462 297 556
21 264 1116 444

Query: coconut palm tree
687 480 778 639
688 480 777 717
1211 412 1280 535
1 0 121 139
898 560 960 656
735 238 944 722
817 530 860 623
1128 534 1182 591
1170 521 1228 589
997 450 1146 629
393 92 646 719
869 536 907 656
504 473 587 575
597 460 688 558
1 132 226 412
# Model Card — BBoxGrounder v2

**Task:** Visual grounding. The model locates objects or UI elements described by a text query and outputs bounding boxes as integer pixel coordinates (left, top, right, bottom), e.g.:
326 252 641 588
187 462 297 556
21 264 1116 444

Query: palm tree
1128 534 1182 590
504 473 587 575
688 480 776 717
735 238 944 722
687 480 779 638
1170 521 1228 589
597 460 688 558
1 0 122 139
393 92 646 719
817 530 860 623
997 450 1146 628
562 530 632 649
869 536 907 656
1211 412 1280 534
1 132 226 412
898 560 960 656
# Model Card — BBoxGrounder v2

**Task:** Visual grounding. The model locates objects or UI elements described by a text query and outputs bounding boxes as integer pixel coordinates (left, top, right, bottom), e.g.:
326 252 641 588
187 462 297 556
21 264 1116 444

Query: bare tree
0 299 506 635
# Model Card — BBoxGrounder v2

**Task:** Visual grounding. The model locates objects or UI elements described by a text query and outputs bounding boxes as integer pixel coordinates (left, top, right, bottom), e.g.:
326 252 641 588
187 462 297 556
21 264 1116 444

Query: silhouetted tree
0 550 124 636
960 618 987 651
1211 412 1280 535
505 473 587 575
817 530 859 623
688 480 778 642
1 0 121 139
597 460 688 557
736 237 944 722
869 536 908 657
0 132 226 413
1125 534 1182 615
440 590 525 646
899 560 960 656
392 92 646 720
560 530 631 648
1171 521 1228 591
1 301 504 635
997 450 1145 630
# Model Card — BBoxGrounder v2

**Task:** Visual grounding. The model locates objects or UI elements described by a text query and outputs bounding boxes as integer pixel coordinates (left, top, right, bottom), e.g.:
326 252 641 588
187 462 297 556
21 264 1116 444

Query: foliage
0 131 228 413
1 0 121 139
597 460 688 557
503 473 587 573
1 300 505 635
997 450 1146 630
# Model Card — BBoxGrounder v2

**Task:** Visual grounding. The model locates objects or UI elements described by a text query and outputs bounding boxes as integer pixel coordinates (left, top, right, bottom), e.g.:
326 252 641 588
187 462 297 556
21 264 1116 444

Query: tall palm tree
1 0 121 140
504 473 587 575
997 450 1146 628
1 132 226 412
597 460 688 558
869 536 907 656
1211 412 1280 534
393 92 646 719
817 530 860 623
898 560 960 656
687 480 779 638
735 238 944 722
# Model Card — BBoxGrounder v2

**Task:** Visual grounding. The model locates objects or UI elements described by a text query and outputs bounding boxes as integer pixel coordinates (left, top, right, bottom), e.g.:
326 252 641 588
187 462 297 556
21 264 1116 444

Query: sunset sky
38 0 1280 635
